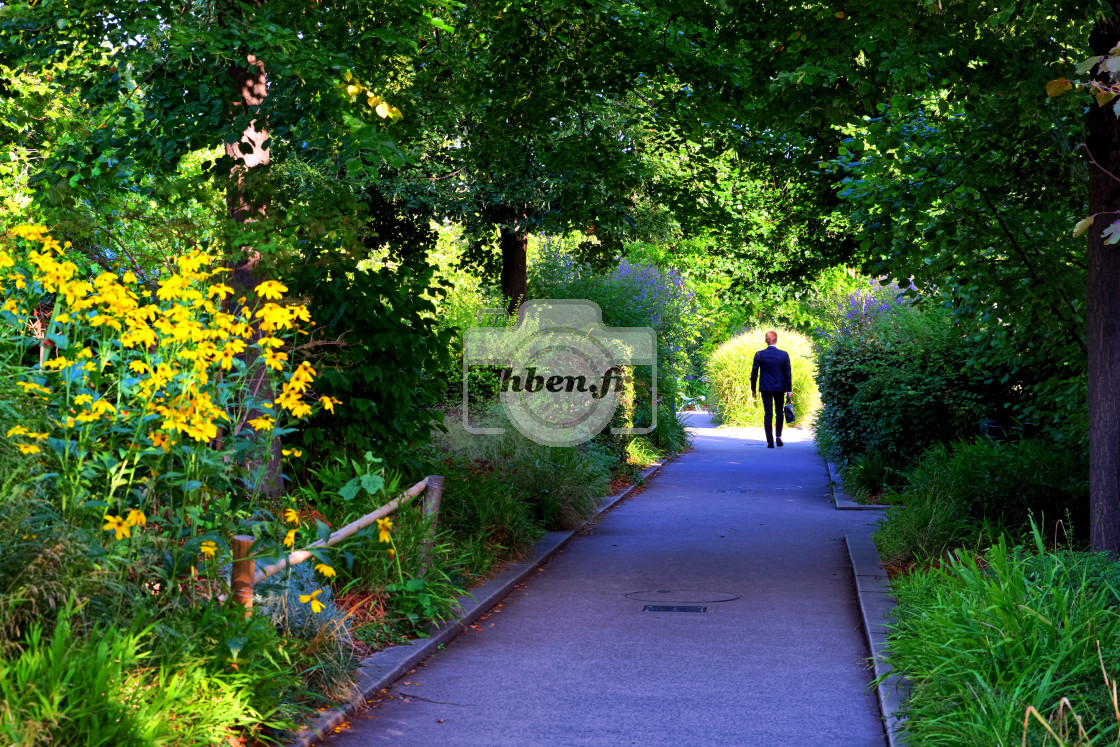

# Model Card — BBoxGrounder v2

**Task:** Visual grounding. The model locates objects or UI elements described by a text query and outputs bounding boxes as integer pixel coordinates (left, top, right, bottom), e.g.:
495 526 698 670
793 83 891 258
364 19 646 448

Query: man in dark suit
750 330 793 448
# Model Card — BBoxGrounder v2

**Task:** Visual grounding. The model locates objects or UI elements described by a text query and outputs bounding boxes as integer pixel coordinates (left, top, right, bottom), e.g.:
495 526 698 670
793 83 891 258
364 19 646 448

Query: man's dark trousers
751 344 793 446
760 391 785 445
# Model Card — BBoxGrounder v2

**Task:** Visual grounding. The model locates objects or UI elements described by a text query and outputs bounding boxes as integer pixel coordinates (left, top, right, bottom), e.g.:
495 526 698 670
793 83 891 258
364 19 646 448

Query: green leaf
339 477 361 501
359 472 384 496
1076 56 1100 75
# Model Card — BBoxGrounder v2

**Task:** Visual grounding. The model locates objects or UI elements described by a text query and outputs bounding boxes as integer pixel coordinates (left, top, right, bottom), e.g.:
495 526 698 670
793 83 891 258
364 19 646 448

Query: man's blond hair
765 330 778 345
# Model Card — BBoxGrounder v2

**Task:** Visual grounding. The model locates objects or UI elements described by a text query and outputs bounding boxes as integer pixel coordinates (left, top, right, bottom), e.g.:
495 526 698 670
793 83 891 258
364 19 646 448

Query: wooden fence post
231 535 255 616
421 475 444 574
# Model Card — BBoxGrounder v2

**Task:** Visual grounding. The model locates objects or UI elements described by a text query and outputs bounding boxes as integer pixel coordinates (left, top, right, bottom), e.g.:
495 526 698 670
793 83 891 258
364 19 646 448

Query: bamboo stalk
230 535 256 615
420 474 444 574
252 478 429 585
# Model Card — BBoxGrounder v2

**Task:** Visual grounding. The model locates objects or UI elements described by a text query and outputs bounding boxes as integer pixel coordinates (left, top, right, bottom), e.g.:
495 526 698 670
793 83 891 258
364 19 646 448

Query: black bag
784 395 795 424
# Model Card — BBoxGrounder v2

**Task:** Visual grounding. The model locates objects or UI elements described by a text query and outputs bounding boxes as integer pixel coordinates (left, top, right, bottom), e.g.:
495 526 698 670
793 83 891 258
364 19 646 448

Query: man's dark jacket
751 346 792 393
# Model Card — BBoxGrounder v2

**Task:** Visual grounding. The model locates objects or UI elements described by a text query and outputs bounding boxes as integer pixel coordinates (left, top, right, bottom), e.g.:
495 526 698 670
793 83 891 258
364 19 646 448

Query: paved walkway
327 415 885 746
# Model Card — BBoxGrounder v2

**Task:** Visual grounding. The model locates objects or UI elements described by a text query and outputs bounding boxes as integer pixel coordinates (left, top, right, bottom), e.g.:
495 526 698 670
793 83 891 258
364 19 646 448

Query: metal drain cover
626 589 741 603
643 605 706 613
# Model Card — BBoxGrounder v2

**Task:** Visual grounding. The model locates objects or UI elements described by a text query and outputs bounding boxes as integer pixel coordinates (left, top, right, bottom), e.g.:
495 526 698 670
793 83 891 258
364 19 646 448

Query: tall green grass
0 602 298 746
706 326 820 427
888 526 1120 746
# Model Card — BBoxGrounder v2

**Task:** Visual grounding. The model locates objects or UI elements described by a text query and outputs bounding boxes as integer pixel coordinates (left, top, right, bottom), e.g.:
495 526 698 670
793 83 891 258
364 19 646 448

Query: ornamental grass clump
887 526 1120 746
706 326 820 427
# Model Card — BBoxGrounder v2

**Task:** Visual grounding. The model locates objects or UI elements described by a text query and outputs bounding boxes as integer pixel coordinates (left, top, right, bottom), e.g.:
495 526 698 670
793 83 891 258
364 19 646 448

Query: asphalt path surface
327 414 886 746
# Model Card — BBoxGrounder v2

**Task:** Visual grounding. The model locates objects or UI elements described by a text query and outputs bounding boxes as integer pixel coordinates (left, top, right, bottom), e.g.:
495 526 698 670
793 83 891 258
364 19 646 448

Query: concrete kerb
286 460 668 747
827 460 888 511
846 533 910 747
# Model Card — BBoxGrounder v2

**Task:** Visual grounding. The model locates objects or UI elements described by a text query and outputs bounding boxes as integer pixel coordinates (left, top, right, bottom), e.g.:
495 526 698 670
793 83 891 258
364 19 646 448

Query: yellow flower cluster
2 227 332 449
6 425 48 454
102 508 146 540
0 226 340 545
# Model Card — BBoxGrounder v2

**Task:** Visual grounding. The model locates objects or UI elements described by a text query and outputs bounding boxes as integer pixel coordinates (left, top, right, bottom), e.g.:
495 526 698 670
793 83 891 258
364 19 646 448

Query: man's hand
751 390 757 400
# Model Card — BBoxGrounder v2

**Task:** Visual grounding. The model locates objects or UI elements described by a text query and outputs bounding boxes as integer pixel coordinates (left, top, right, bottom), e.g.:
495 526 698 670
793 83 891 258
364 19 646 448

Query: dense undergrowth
0 225 692 744
811 280 1102 745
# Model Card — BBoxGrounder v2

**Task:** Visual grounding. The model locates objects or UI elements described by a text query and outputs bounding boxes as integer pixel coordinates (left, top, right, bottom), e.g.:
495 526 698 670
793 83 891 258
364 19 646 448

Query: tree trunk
500 225 528 313
1087 7 1120 556
226 53 283 498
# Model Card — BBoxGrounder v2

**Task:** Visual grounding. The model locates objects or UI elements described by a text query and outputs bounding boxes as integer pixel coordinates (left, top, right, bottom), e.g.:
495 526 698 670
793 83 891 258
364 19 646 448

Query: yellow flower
298 588 325 613
283 528 297 548
91 399 116 416
25 432 48 440
377 517 392 544
387 547 395 559
314 563 336 579
128 361 149 374
247 415 275 431
283 508 300 525
74 394 93 406
5 425 27 438
16 444 40 455
123 272 137 284
16 381 50 396
54 313 71 324
149 432 170 451
125 509 146 527
262 348 288 371
208 283 234 300
200 540 218 559
254 280 288 300
282 448 303 458
319 396 340 413
255 303 294 332
103 515 130 541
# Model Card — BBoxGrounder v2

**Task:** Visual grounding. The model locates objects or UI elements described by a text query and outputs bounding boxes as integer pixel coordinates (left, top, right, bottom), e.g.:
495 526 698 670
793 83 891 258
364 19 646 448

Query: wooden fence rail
227 475 444 613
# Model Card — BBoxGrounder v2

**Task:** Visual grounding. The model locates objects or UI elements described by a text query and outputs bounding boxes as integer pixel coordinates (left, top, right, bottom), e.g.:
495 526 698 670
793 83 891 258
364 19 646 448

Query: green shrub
905 439 1087 526
872 437 1083 567
285 249 453 471
888 530 1120 746
530 243 700 449
706 326 820 427
814 301 990 469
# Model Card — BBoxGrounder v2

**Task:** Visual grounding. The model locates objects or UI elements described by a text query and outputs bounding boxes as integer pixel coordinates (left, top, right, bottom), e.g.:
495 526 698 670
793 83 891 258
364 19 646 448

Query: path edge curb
828 460 887 510
846 533 910 747
287 459 668 747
